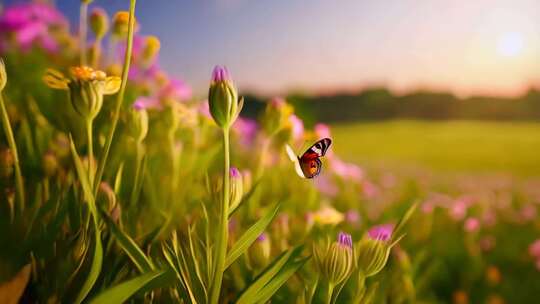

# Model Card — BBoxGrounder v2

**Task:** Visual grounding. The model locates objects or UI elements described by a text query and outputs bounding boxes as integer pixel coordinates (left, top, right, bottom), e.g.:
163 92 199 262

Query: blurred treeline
243 88 540 126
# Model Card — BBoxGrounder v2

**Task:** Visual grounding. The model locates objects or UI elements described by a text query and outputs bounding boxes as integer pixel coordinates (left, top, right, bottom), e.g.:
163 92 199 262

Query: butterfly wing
302 138 332 158
285 144 306 178
298 138 332 178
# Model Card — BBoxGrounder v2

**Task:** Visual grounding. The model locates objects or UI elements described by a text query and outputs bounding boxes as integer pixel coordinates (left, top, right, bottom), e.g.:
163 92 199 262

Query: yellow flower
312 205 344 225
43 66 121 120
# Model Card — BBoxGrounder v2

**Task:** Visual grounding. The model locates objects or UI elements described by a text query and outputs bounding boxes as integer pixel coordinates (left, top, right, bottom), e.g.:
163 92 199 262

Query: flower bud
142 36 161 64
313 232 354 285
112 11 131 37
90 8 109 39
250 233 271 268
127 100 149 143
0 59 7 91
208 65 243 129
42 151 59 177
229 167 243 210
261 97 293 136
357 224 395 277
97 182 116 212
0 148 14 178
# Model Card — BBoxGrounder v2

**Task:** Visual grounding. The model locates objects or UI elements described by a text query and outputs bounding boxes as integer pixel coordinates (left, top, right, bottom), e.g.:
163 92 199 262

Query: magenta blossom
212 65 231 83
368 224 393 241
337 232 353 248
257 233 268 242
0 3 67 52
529 239 540 258
345 210 361 225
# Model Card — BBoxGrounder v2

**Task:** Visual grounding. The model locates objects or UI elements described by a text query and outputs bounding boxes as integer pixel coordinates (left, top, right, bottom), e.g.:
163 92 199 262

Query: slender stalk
0 94 24 212
93 0 137 195
91 39 102 68
86 119 94 185
210 127 231 304
79 2 89 66
129 141 143 206
325 282 335 304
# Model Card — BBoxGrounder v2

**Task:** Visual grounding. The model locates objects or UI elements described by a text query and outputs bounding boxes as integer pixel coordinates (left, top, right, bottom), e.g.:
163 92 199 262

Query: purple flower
159 78 192 101
337 232 353 248
257 233 268 242
211 65 231 83
229 167 240 178
133 99 147 111
368 224 393 241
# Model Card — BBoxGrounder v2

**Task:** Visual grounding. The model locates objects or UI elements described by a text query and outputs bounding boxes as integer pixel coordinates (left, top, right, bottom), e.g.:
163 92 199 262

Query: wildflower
314 123 331 139
313 232 355 286
112 11 132 37
250 233 271 268
289 114 304 141
449 199 468 221
208 65 243 129
142 35 161 64
345 210 361 226
260 97 293 136
528 239 540 258
0 3 68 52
357 224 395 277
312 205 344 225
127 100 149 143
89 7 109 39
229 167 243 210
43 66 121 121
464 217 480 232
233 117 258 147
486 265 501 285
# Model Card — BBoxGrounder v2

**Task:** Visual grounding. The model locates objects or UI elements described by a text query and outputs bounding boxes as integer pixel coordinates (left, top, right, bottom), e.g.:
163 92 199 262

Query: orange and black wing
298 138 332 178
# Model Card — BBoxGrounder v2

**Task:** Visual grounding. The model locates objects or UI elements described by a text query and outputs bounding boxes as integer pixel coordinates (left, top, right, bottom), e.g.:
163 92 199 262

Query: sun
496 32 525 57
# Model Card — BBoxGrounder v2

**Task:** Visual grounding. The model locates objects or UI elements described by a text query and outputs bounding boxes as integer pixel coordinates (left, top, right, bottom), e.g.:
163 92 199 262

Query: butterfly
286 138 332 178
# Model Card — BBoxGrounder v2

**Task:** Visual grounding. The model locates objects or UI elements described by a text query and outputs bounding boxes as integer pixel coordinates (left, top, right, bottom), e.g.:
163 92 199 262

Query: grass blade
89 270 166 304
225 203 280 269
101 211 154 273
236 246 303 304
255 257 309 303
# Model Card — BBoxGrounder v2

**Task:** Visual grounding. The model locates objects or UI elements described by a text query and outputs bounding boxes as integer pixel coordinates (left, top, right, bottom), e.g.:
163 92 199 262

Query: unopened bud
229 167 243 210
90 7 109 39
250 233 271 268
313 232 354 285
142 36 161 64
208 66 243 129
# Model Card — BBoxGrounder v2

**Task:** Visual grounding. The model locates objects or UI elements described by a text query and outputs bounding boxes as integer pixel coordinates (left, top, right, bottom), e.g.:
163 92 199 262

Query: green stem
325 282 335 304
91 39 102 68
86 119 94 186
0 94 24 212
210 127 231 304
129 141 143 206
93 0 137 195
79 2 88 66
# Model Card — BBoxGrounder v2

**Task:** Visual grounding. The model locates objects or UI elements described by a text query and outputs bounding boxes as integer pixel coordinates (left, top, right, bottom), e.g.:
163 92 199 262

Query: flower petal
43 68 68 89
103 76 121 94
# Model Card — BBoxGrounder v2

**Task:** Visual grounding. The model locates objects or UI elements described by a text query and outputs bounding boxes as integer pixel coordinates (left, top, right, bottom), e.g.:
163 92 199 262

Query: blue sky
8 0 540 97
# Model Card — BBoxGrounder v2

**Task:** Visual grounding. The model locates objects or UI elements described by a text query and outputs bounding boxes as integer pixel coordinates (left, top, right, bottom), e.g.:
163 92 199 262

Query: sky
13 0 540 97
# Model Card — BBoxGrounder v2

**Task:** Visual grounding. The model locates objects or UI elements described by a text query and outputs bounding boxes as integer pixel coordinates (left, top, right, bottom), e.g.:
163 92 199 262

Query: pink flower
314 175 338 197
345 210 361 225
361 180 379 199
529 239 540 258
233 117 258 146
331 158 364 181
421 201 435 214
464 217 480 232
480 236 496 252
449 199 468 221
314 123 331 139
520 204 537 222
0 3 67 52
368 224 393 241
289 114 304 141
159 78 192 101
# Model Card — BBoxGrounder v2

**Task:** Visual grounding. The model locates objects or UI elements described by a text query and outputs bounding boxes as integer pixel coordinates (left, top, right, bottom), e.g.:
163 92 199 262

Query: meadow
331 120 540 176
0 2 539 304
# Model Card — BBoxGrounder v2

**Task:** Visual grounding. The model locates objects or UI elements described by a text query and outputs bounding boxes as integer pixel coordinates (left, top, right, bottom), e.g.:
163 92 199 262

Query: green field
331 120 540 176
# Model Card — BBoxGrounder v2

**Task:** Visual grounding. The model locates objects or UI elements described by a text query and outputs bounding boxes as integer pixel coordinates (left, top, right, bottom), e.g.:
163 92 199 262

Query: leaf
0 264 31 304
225 203 280 269
89 270 166 304
254 256 309 303
70 136 103 304
392 201 418 242
236 246 304 304
101 211 154 273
